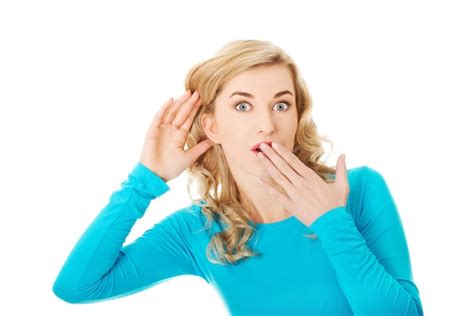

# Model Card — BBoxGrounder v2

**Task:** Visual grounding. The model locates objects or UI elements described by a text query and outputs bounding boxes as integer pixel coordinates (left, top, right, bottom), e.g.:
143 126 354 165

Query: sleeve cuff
309 206 352 240
128 161 171 198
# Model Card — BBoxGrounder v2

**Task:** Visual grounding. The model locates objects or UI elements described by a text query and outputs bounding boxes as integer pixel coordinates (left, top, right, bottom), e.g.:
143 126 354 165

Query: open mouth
250 141 273 153
251 148 263 155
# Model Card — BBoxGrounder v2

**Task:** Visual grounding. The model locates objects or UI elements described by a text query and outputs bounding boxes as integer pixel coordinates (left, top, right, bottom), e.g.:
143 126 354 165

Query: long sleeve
52 161 204 304
309 166 424 316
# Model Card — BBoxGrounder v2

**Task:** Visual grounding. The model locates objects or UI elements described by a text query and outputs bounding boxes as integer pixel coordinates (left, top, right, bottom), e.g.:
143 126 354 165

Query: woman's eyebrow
229 90 293 99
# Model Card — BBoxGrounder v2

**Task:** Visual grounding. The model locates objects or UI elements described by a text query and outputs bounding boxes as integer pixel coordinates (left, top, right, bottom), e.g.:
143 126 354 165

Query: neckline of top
252 214 299 230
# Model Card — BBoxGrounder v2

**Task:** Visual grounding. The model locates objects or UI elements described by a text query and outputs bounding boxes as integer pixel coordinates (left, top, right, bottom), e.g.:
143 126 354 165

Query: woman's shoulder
346 164 395 221
347 164 387 190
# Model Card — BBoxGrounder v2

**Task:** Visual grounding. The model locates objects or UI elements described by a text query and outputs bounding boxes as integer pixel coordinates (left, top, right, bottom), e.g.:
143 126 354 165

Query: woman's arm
310 166 424 316
52 162 205 304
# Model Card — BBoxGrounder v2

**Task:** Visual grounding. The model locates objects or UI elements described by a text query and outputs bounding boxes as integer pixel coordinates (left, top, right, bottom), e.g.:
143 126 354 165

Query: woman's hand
139 90 213 182
256 142 350 227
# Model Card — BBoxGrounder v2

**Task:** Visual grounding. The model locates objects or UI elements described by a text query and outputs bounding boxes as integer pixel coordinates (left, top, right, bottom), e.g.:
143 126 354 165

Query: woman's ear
201 113 220 145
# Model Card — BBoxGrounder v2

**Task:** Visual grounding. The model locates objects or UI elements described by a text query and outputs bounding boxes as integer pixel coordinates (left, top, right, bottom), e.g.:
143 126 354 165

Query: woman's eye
234 101 291 112
235 102 250 111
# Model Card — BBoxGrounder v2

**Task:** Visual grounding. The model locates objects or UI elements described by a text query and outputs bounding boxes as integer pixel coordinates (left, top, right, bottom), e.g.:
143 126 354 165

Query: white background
1 0 473 315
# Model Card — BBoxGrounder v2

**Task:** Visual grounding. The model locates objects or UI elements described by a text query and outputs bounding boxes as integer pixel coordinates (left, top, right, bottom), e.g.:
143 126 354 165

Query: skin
201 64 298 224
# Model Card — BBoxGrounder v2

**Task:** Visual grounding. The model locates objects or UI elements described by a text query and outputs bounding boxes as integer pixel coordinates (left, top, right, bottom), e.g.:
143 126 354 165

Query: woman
52 39 424 315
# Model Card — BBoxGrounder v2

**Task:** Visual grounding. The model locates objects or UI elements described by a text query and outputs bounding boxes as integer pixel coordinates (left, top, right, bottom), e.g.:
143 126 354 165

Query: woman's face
202 64 298 179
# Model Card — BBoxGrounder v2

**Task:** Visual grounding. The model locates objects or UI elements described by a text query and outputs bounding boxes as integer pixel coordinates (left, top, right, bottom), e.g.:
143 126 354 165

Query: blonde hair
182 39 337 266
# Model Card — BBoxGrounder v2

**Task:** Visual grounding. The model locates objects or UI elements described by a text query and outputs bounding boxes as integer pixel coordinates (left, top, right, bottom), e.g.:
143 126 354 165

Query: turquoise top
52 161 424 315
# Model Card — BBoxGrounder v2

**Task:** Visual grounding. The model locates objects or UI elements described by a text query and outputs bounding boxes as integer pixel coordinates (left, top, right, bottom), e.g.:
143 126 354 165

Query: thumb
336 154 349 189
187 139 214 163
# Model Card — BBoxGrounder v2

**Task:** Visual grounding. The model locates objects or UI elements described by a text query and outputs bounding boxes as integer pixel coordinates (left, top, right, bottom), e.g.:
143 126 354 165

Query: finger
150 97 174 128
270 142 320 184
173 92 200 128
336 154 349 191
257 177 293 211
259 143 303 187
180 95 202 131
163 90 192 124
163 90 193 124
257 151 294 194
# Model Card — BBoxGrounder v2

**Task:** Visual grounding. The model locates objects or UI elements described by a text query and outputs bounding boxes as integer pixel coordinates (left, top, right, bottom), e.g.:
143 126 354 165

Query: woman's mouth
250 141 274 156
251 148 263 156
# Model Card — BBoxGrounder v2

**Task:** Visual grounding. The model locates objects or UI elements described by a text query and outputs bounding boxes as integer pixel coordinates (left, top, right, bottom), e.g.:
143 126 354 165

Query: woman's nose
257 113 276 133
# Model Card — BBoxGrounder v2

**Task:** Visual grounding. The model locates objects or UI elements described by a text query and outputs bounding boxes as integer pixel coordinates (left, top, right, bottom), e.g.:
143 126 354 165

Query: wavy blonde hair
182 39 337 266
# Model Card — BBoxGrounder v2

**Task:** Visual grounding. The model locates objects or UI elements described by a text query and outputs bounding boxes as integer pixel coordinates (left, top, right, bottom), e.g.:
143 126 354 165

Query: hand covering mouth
250 141 273 152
